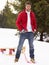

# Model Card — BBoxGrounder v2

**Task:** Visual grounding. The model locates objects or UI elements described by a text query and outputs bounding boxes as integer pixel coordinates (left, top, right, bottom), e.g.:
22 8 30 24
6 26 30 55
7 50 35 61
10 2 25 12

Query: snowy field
0 28 49 65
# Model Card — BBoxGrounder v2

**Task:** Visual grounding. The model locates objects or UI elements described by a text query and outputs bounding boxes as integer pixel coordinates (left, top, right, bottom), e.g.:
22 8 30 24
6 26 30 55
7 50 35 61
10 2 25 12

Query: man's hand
20 29 26 33
33 29 36 33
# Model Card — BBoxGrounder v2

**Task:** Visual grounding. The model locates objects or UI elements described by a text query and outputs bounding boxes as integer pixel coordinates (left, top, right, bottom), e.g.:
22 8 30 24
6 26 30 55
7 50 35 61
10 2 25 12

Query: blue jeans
15 32 34 59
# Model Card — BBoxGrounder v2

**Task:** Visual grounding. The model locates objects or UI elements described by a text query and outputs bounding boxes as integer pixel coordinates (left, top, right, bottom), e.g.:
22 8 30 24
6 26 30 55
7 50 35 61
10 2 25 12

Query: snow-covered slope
0 28 49 65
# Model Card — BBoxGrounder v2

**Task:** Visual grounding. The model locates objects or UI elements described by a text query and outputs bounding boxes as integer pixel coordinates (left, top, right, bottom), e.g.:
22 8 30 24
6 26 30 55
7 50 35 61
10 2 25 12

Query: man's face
25 4 31 11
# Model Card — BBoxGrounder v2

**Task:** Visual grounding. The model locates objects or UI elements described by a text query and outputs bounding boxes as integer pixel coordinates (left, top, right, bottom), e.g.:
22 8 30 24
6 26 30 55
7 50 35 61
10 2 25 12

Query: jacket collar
23 9 32 14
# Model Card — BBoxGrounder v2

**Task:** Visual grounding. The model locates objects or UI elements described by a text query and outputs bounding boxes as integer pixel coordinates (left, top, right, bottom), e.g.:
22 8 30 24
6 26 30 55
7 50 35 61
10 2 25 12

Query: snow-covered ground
0 28 49 65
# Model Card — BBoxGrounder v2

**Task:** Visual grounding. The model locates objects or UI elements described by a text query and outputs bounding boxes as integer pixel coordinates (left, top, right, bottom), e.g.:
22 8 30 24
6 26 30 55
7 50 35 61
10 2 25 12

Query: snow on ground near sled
0 28 49 65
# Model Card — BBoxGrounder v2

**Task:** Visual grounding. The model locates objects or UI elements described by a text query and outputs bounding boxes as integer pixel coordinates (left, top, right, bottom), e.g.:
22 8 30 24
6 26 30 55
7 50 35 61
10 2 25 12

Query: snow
0 28 49 65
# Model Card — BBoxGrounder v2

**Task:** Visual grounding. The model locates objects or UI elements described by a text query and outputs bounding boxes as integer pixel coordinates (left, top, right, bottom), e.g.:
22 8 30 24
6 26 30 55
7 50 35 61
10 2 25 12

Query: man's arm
16 13 23 31
33 13 37 32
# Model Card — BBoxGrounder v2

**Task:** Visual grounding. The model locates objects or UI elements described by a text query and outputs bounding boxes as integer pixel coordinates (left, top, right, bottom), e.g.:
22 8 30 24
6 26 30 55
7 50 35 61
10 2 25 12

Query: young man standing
15 1 37 63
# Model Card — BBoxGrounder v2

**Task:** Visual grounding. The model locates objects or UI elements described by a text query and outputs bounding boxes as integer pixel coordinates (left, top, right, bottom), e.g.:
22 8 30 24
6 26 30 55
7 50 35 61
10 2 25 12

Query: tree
34 0 49 40
11 0 49 41
0 14 3 27
3 0 17 28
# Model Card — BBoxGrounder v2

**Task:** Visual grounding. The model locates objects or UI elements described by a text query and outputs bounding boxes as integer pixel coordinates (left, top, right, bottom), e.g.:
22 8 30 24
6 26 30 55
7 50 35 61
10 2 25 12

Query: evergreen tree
0 14 3 27
3 0 17 28
34 0 49 40
11 0 49 40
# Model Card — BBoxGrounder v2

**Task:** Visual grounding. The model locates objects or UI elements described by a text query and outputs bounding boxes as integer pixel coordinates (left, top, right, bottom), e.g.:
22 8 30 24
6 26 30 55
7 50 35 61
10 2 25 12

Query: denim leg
28 32 34 59
15 33 26 59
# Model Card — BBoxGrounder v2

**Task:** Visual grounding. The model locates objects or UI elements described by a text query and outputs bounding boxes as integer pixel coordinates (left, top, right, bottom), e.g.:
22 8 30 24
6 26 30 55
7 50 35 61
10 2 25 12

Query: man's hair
25 1 32 6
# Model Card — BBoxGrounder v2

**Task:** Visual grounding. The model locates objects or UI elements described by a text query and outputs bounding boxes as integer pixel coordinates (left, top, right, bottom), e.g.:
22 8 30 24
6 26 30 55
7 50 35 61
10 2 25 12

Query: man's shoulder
18 10 26 16
31 11 35 15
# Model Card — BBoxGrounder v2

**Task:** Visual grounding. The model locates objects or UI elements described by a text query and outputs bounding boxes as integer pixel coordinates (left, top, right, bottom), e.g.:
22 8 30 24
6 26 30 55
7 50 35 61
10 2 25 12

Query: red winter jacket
16 10 37 32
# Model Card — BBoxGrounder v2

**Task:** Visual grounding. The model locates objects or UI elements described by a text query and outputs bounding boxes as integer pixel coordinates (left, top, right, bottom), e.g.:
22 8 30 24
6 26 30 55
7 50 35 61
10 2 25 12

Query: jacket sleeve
33 13 37 30
16 13 23 31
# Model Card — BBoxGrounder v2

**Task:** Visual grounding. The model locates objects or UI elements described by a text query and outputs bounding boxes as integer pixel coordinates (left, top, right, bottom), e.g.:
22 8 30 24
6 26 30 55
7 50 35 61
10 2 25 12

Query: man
15 1 37 63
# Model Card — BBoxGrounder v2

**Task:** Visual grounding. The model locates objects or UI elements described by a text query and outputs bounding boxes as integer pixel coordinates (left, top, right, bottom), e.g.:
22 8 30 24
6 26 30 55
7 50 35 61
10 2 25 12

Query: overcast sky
0 0 15 11
0 0 18 14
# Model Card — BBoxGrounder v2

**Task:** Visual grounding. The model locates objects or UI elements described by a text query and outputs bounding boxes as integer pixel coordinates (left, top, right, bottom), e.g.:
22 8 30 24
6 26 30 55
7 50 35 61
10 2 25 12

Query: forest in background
0 0 49 41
